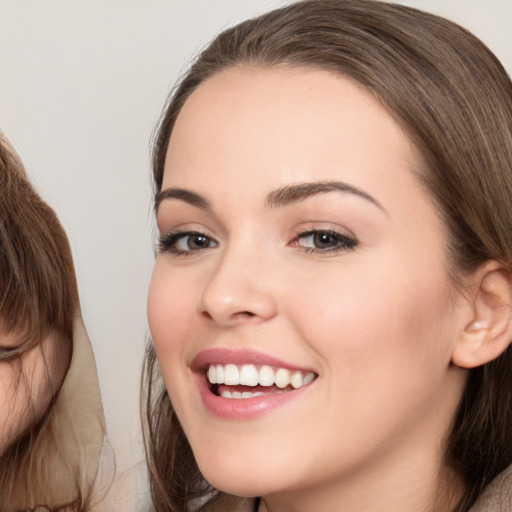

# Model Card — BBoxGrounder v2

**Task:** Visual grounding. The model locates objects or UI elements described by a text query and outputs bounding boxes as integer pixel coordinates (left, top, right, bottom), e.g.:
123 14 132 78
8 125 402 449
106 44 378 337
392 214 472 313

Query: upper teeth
207 364 315 389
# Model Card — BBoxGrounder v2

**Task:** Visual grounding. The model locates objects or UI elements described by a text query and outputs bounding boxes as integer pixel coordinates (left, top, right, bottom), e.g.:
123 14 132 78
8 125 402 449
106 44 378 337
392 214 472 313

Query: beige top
6 314 106 511
469 465 512 512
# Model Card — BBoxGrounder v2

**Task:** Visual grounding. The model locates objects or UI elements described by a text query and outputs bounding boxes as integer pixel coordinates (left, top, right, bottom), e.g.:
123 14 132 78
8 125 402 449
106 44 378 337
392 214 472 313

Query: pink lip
191 348 316 420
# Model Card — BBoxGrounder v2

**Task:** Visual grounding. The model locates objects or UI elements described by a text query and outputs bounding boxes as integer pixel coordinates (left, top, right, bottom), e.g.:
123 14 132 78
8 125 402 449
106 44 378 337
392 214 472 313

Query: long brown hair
0 135 102 511
0 137 78 345
143 1 512 510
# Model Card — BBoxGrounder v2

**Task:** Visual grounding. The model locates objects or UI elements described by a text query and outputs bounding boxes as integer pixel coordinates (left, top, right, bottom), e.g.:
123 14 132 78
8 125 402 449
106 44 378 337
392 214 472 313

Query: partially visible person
0 132 106 511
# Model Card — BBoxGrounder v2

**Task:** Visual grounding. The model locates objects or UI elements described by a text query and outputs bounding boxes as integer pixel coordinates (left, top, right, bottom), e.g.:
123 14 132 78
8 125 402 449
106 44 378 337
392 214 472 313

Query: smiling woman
0 134 106 511
142 1 512 511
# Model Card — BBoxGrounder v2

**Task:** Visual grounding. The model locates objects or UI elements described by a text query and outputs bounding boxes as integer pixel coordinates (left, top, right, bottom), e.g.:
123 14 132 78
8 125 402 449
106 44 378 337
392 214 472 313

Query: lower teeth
218 389 288 399
221 390 263 399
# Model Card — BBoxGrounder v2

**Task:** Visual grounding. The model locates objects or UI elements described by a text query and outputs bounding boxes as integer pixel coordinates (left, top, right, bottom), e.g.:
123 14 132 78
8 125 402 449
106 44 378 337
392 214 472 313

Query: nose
199 253 278 327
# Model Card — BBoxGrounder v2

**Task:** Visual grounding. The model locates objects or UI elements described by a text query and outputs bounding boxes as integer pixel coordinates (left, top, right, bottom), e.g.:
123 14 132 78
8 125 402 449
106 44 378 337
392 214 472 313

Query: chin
195 449 299 499
203 472 275 499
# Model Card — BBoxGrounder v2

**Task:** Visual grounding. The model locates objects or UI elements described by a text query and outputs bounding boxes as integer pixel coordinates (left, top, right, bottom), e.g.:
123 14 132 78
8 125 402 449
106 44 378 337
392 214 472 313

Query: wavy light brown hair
0 137 78 347
142 1 512 510
0 135 96 511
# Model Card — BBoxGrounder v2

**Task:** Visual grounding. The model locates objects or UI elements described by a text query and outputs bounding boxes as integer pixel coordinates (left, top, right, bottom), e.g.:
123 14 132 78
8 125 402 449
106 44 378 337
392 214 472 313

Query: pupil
314 232 334 247
190 235 209 249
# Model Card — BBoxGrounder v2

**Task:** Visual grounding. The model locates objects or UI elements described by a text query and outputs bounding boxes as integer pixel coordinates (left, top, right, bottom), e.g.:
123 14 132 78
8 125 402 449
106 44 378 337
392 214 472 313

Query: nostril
200 309 257 323
238 311 256 317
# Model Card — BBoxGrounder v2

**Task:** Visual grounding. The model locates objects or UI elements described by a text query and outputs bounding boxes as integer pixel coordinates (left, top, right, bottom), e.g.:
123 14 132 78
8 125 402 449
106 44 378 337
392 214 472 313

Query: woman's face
148 67 468 506
0 332 69 454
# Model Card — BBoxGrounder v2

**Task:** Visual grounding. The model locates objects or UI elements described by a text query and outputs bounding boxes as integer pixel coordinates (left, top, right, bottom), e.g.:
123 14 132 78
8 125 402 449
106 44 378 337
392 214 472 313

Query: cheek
0 363 26 453
278 256 460 465
0 345 57 453
147 263 209 430
147 262 198 378
285 254 456 383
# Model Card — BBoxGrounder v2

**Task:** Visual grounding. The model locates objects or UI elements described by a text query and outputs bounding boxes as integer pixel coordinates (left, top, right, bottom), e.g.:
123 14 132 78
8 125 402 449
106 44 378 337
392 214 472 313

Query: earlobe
452 262 512 369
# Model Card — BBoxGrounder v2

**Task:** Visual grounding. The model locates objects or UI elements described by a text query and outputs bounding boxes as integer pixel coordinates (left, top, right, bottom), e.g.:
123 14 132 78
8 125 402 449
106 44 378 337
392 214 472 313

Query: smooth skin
148 66 510 511
0 331 70 454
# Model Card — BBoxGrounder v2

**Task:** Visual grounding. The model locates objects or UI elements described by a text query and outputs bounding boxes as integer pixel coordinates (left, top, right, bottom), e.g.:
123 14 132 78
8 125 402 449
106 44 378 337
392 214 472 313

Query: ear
452 261 512 369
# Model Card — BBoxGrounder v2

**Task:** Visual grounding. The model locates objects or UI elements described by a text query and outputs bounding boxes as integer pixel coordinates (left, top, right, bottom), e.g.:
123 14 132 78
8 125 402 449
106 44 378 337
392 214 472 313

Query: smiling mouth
206 363 317 399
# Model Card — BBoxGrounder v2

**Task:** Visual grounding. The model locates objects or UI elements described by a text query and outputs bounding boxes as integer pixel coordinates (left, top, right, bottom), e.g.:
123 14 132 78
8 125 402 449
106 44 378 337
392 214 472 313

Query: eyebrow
266 181 386 212
155 188 211 212
155 180 385 214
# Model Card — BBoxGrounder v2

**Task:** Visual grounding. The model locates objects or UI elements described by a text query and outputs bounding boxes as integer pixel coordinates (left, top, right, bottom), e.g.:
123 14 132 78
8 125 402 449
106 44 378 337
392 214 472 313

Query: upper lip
191 348 315 373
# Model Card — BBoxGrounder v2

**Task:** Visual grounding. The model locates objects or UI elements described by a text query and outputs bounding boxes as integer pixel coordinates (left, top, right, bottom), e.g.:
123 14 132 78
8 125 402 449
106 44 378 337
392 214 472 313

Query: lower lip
195 374 312 420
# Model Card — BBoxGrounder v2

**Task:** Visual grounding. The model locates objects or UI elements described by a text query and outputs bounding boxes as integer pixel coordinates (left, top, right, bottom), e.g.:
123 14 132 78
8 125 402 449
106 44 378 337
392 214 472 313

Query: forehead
163 65 423 207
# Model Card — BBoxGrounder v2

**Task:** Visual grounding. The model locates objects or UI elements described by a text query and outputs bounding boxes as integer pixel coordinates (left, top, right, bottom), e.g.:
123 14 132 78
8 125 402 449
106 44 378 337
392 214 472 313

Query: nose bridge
199 236 277 325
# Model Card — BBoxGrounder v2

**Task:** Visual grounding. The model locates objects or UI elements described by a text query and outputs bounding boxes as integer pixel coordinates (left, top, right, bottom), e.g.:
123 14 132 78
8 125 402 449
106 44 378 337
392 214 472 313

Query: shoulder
470 465 512 512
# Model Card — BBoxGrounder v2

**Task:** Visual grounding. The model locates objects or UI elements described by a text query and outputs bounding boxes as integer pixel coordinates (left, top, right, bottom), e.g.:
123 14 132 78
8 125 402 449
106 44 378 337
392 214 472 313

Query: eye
0 338 33 361
292 229 357 253
159 230 218 255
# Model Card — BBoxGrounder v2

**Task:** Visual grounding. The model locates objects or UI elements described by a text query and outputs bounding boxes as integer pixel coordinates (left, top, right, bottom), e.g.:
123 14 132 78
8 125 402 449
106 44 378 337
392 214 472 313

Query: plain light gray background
1 0 511 504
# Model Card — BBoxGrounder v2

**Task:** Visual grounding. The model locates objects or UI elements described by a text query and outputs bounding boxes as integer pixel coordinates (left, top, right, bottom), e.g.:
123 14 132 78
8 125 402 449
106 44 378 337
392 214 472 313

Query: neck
256 443 464 512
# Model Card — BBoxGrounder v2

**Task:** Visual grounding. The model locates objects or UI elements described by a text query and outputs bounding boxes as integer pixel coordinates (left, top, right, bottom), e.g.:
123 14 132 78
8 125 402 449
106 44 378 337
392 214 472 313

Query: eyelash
292 228 357 254
158 230 218 256
158 227 357 257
